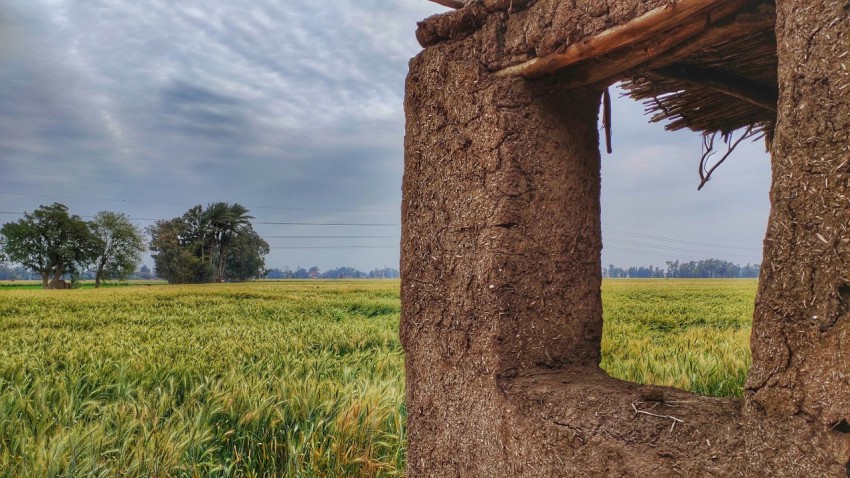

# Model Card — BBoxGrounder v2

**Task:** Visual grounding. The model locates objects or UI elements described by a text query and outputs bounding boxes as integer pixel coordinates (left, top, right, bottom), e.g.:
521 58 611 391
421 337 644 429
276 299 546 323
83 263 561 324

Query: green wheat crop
0 279 756 476
601 279 755 397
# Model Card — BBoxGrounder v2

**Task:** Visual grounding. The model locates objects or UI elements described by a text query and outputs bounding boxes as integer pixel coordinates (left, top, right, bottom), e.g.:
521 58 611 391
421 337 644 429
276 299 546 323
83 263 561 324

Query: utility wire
1 209 753 247
606 228 758 251
254 221 398 226
606 239 757 259
0 210 759 259
0 192 179 206
604 246 759 262
605 246 756 261
0 211 398 227
0 192 394 214
270 246 397 249
605 247 685 259
265 235 398 239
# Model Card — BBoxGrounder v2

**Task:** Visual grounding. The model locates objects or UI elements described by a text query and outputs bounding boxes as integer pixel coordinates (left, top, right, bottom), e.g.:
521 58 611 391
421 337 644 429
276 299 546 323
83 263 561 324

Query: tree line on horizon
0 203 400 286
0 262 159 282
0 202 269 287
605 259 760 279
265 266 400 280
0 203 146 288
1 203 757 286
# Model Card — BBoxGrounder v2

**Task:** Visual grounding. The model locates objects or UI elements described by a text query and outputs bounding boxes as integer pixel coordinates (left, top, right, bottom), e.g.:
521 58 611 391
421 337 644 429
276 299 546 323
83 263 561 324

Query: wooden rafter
427 0 464 9
636 3 775 72
549 5 774 89
495 0 751 79
425 0 529 10
547 15 736 89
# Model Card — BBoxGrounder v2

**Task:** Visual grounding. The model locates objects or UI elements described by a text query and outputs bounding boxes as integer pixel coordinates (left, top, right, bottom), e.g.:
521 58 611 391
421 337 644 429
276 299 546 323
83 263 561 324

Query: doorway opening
597 83 771 397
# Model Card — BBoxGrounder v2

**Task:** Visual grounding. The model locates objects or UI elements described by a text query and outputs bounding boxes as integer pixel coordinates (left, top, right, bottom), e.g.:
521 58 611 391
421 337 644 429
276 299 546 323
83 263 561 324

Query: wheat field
0 279 756 477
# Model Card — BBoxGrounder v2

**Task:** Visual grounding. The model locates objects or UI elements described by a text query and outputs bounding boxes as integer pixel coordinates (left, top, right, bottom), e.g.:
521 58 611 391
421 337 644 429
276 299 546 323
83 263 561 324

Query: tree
89 211 146 288
0 203 98 288
223 227 269 281
203 202 253 282
0 264 37 280
321 266 366 279
148 203 267 284
266 267 291 279
181 205 210 265
148 218 207 284
368 267 400 278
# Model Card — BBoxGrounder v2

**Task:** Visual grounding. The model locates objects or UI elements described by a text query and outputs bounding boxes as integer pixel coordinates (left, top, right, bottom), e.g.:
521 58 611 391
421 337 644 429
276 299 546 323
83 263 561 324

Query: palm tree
203 202 253 281
182 205 209 263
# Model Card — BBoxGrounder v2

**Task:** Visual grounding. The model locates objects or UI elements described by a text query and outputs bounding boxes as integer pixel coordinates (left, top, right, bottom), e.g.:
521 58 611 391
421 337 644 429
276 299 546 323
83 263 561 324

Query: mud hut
402 0 850 475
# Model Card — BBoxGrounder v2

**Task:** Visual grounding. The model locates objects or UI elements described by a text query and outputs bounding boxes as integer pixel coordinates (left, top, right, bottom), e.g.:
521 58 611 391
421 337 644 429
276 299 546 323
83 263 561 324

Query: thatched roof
421 0 778 139
620 4 776 138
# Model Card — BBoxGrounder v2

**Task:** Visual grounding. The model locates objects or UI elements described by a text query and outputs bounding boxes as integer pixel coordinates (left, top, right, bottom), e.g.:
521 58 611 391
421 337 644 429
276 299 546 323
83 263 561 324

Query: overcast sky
0 0 770 273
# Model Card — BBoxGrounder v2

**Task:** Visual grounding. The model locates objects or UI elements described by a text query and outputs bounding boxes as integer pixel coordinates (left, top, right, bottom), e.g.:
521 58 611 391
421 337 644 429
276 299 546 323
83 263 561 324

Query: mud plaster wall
402 0 850 476
748 0 850 428
402 34 605 474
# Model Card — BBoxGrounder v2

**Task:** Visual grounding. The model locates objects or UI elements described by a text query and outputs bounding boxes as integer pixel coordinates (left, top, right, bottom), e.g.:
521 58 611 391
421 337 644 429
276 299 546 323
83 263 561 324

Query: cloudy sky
0 0 770 273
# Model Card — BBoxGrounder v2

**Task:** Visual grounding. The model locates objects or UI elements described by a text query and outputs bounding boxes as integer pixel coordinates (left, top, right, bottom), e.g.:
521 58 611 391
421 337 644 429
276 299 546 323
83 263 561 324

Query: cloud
0 0 444 270
600 90 771 267
0 0 770 271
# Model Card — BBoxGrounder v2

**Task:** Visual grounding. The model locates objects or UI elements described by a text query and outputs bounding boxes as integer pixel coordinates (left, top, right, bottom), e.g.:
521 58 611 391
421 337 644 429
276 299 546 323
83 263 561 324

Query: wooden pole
495 0 750 79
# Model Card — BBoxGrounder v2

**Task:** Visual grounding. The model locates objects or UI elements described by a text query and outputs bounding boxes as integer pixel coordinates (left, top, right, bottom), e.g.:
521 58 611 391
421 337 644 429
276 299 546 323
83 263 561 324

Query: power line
0 211 158 221
0 192 179 206
266 235 398 239
605 247 684 259
604 246 759 262
606 238 757 259
0 209 759 259
254 221 398 226
270 246 397 249
605 228 758 251
0 192 395 214
0 212 398 226
251 205 393 214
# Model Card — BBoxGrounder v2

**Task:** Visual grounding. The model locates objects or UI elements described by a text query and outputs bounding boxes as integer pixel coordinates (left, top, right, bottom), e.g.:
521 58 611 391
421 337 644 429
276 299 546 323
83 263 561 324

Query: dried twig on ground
632 400 684 432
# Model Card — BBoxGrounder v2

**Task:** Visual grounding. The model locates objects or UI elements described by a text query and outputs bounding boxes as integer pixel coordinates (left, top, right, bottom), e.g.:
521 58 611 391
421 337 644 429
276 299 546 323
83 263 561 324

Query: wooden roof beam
551 3 775 89
495 0 753 79
427 0 465 9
